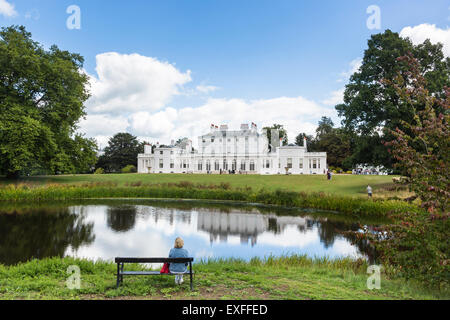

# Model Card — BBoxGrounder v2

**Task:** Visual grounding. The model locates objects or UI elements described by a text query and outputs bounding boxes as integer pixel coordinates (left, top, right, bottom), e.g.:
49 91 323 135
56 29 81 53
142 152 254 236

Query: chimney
171 139 175 146
144 144 152 154
240 123 249 131
220 124 228 131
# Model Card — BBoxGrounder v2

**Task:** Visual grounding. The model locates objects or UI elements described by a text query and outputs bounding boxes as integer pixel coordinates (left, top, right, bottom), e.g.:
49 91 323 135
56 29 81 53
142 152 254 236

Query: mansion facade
137 123 327 175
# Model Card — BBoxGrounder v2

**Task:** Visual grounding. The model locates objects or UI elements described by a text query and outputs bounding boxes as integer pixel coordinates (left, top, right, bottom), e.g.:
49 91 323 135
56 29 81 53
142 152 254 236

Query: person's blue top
168 248 189 273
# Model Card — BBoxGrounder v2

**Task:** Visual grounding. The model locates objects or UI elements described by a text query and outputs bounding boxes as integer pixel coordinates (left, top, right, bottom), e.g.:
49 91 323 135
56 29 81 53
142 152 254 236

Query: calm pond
0 200 379 265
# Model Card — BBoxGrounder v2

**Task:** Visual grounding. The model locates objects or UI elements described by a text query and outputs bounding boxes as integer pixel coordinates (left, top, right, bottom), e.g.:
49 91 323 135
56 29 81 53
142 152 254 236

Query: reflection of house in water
135 206 192 225
197 211 309 246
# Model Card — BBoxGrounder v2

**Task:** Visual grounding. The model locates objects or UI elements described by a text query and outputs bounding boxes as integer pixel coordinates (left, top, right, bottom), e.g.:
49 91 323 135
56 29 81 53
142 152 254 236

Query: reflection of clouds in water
65 204 367 262
257 225 318 248
327 238 363 259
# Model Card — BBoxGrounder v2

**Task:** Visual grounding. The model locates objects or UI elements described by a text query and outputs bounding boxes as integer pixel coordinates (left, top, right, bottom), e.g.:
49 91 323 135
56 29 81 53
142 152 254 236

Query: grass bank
0 173 410 198
0 256 445 300
0 182 421 218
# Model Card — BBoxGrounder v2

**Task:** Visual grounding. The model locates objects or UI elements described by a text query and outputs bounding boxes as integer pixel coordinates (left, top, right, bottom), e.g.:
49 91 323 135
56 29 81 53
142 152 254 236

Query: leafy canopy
336 29 450 168
0 25 97 177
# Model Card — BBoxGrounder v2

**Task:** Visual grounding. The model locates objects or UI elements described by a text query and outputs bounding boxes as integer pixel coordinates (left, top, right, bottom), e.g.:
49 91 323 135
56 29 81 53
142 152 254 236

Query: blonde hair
174 237 184 248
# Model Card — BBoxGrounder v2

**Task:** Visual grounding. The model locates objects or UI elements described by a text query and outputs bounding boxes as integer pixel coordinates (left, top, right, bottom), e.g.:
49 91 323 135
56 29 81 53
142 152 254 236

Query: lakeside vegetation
0 178 420 219
0 173 412 198
0 256 446 300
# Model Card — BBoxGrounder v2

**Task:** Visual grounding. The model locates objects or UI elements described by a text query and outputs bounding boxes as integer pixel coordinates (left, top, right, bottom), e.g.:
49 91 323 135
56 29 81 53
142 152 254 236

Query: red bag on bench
160 262 170 274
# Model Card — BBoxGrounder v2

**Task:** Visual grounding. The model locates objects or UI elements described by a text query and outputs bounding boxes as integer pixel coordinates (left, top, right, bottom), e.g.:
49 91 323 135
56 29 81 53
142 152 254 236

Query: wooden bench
115 257 194 290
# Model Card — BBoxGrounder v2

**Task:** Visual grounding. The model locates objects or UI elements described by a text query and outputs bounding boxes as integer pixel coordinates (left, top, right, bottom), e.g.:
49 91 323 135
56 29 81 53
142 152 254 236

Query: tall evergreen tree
97 133 142 173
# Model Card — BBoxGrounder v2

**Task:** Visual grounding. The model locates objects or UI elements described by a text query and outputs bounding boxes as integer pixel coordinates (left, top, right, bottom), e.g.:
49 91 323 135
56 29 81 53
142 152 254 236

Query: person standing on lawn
367 185 373 198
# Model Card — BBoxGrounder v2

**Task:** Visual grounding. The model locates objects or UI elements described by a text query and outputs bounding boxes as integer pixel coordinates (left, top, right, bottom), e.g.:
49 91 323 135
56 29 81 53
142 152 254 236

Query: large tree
336 30 450 168
296 117 353 170
387 53 449 212
0 26 96 177
97 133 142 173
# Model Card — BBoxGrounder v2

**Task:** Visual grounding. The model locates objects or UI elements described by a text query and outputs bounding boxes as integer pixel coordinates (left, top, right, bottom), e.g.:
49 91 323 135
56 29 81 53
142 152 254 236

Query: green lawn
1 173 402 198
0 256 445 300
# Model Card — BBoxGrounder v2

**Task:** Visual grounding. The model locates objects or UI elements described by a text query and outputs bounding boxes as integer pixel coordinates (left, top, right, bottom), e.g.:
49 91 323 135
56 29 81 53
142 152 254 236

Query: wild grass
0 182 421 218
0 256 445 300
0 173 402 198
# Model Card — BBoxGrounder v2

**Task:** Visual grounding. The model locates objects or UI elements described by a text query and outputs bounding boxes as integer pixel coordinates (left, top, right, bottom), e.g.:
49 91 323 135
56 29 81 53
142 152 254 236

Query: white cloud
338 58 362 83
0 0 17 17
86 52 192 114
321 88 345 106
128 96 334 146
400 23 450 57
81 51 338 148
196 85 219 94
78 114 130 148
25 8 40 20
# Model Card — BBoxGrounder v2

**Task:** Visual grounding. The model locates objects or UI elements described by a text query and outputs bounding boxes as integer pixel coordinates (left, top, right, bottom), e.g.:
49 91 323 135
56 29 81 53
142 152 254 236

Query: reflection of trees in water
343 229 379 263
312 220 361 249
106 206 137 232
0 207 95 265
267 217 280 234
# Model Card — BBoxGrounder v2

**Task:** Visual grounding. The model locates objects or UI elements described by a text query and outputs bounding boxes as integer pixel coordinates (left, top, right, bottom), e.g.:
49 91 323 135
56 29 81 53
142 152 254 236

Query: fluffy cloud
196 85 219 94
0 0 17 17
337 58 362 83
80 51 337 148
322 88 345 106
78 114 130 147
127 96 334 146
400 23 450 57
86 52 192 114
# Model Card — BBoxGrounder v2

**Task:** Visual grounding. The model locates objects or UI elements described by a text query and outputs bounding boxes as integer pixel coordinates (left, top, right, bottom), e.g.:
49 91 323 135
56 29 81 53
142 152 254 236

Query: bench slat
120 271 194 276
115 257 193 263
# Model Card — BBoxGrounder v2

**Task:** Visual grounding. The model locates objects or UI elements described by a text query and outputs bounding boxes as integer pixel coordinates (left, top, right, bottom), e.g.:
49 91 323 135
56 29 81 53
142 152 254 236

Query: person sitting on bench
169 237 189 285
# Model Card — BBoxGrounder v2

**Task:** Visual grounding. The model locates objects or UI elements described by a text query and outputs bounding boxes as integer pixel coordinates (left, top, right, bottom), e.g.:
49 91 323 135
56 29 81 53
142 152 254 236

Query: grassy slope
0 257 445 300
0 174 402 197
0 174 430 300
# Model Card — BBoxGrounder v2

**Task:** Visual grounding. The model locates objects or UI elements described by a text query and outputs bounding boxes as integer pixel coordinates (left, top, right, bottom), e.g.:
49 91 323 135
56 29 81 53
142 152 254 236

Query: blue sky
1 0 449 147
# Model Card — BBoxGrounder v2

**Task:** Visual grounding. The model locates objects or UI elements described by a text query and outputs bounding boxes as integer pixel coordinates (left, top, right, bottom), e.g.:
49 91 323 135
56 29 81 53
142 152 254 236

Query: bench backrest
115 257 193 263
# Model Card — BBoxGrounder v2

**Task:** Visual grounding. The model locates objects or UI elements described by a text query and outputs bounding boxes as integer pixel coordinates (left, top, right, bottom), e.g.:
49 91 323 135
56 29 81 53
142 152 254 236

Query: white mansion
137 123 327 175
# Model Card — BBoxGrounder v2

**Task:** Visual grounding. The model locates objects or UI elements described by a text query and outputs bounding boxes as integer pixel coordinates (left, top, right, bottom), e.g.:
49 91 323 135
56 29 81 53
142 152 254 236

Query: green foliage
94 168 105 175
0 182 421 219
295 117 354 171
294 132 314 148
336 30 450 168
0 26 96 177
361 54 450 289
386 54 449 213
97 133 142 173
362 211 449 289
0 256 445 300
121 165 137 174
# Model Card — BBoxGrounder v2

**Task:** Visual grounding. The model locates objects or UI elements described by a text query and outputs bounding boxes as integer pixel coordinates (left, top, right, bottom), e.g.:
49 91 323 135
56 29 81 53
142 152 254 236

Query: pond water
0 200 378 265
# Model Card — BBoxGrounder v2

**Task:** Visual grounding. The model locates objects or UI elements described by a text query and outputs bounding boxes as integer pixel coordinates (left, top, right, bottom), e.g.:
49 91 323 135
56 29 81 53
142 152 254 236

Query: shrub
94 168 104 175
121 165 137 174
366 211 449 289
